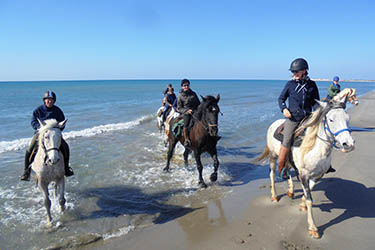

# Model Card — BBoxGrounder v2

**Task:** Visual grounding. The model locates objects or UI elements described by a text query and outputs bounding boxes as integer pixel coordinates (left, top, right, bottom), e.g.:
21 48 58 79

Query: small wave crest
0 115 153 154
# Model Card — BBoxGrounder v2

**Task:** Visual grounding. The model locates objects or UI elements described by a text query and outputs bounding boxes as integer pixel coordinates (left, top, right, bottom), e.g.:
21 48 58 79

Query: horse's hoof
163 167 170 172
210 173 218 182
199 182 208 188
308 229 320 239
287 192 294 199
271 196 279 202
299 204 307 211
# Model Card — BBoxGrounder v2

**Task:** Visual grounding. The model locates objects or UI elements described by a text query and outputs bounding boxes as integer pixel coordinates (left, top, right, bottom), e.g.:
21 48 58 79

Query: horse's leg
269 157 278 202
300 174 320 239
39 180 52 226
183 148 190 168
209 148 219 183
57 178 66 212
164 137 177 172
194 151 207 188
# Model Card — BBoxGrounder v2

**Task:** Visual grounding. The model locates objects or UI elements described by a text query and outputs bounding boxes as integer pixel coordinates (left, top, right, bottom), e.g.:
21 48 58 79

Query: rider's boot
20 151 32 181
278 145 290 180
183 128 191 148
60 140 74 177
326 165 336 173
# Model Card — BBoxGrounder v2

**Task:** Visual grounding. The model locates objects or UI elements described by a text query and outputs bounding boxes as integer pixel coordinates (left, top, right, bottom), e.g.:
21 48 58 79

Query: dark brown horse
163 95 221 188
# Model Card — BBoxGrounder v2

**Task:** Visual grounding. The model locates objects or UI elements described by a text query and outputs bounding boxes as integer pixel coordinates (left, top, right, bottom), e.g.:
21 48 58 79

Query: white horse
32 118 67 226
258 99 355 238
156 106 179 145
333 88 359 105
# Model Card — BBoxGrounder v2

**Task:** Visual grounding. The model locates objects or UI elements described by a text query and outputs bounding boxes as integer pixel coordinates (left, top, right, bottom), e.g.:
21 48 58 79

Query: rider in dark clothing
162 88 177 122
177 79 200 148
20 91 74 181
277 58 320 179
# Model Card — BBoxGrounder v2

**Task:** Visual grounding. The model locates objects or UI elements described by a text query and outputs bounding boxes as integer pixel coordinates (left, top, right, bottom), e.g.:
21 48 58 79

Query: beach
78 91 375 250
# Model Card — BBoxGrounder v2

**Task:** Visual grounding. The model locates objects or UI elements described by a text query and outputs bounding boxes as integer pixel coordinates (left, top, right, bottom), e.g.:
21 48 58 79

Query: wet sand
76 91 375 250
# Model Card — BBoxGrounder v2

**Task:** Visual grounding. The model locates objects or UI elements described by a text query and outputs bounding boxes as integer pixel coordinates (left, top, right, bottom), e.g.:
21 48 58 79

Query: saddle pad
172 119 184 138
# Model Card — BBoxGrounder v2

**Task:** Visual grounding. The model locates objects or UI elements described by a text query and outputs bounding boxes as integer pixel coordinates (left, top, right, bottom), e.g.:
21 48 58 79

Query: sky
0 0 374 81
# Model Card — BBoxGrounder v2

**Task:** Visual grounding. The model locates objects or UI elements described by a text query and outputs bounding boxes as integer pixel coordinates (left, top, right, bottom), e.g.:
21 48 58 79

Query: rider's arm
278 82 290 113
31 109 40 131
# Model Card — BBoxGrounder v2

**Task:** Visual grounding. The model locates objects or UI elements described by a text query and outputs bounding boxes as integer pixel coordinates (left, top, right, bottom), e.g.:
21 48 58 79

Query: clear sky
0 0 374 81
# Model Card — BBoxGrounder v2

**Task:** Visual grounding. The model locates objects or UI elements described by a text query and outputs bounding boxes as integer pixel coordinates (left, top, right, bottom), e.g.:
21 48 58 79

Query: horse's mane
295 104 331 159
195 95 217 120
38 119 60 145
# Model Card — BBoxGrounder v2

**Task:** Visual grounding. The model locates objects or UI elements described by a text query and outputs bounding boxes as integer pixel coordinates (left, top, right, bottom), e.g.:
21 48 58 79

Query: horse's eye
329 119 334 122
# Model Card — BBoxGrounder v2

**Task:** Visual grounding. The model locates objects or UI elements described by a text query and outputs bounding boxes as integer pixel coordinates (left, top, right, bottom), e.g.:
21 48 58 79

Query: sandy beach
71 91 375 250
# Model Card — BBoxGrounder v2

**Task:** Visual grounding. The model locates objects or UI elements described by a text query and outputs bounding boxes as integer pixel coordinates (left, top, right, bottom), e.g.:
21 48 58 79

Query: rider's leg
279 119 299 179
20 134 38 181
60 138 74 177
183 114 192 147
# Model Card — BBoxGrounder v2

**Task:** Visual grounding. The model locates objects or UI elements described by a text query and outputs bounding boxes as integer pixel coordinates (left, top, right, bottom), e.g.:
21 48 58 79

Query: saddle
171 116 195 138
273 121 305 147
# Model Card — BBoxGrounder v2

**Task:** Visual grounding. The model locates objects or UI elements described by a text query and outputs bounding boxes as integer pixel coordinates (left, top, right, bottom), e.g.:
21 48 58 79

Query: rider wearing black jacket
177 79 200 147
20 91 74 181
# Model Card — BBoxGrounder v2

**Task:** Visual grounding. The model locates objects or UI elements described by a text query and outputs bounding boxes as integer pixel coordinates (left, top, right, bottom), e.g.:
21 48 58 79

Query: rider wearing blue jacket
277 58 320 178
20 91 74 181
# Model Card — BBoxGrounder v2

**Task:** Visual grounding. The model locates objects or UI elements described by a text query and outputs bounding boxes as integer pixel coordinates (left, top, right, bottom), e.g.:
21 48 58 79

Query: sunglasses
182 84 190 87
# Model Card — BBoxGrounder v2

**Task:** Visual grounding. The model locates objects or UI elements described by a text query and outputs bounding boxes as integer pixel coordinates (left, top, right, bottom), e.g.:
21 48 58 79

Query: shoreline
69 91 375 250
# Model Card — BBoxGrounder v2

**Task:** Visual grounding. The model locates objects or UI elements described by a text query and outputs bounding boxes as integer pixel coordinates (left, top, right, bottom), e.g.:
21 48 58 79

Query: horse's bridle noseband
319 105 351 149
40 129 61 163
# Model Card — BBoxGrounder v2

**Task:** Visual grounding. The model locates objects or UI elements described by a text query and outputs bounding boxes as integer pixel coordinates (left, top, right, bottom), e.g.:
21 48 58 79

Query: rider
20 91 74 181
278 58 320 179
162 87 177 122
177 79 200 148
326 76 341 101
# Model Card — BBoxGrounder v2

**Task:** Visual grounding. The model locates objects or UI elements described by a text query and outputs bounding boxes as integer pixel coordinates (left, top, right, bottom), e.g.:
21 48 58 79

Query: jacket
328 83 341 97
278 78 320 122
177 89 201 114
31 104 65 131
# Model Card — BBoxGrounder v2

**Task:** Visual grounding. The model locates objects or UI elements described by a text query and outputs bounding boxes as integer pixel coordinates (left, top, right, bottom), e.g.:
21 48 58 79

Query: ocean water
0 79 374 249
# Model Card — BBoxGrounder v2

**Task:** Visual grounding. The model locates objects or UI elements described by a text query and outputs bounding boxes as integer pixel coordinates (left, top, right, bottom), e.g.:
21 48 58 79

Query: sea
0 79 374 249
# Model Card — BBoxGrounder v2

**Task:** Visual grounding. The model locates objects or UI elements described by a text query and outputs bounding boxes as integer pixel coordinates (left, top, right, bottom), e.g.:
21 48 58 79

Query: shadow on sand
79 185 197 224
314 177 375 236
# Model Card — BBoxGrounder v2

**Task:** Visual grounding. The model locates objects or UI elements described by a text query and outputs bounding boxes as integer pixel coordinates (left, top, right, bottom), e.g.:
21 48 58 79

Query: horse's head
198 94 220 137
317 100 355 152
38 119 67 166
333 88 359 106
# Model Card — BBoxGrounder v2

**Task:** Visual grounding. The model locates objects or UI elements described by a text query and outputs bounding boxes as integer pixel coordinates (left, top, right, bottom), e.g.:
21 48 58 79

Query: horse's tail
256 146 270 162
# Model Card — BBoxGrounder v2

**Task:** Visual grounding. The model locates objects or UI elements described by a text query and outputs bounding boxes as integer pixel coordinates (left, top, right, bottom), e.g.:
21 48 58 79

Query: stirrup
280 168 289 180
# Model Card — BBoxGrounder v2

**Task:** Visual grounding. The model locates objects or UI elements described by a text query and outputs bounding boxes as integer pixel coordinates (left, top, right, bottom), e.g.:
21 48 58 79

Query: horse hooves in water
299 204 307 212
308 229 320 239
210 172 218 182
287 192 294 199
163 167 170 172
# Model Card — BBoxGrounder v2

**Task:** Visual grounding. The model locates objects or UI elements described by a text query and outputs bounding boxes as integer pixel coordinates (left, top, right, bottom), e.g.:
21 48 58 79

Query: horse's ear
200 95 206 102
315 99 327 108
38 118 46 127
216 94 220 103
58 119 68 129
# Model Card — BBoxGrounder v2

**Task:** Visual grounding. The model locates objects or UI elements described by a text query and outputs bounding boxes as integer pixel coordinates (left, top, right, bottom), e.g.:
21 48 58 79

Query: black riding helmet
289 58 309 72
181 79 190 86
43 91 56 102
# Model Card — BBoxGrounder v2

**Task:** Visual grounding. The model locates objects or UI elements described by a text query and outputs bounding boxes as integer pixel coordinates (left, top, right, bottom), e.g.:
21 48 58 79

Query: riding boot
183 128 191 148
20 151 32 181
60 140 74 177
326 165 336 173
278 145 290 179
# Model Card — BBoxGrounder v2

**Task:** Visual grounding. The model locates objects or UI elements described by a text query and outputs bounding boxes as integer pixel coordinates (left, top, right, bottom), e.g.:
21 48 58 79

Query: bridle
40 129 61 163
318 105 351 149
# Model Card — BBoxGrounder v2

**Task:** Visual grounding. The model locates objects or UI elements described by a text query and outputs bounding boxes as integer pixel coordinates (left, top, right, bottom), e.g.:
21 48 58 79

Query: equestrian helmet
333 76 340 82
43 91 56 102
289 58 309 72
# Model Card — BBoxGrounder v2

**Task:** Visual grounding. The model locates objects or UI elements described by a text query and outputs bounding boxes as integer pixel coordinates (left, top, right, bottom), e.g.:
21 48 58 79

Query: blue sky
0 0 374 81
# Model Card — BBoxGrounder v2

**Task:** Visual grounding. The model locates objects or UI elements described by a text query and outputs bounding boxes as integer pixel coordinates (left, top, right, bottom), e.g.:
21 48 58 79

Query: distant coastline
312 78 375 82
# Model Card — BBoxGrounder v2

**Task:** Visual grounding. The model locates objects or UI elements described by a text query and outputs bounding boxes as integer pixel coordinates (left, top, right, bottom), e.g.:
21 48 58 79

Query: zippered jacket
177 89 200 114
31 104 65 131
278 78 320 122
